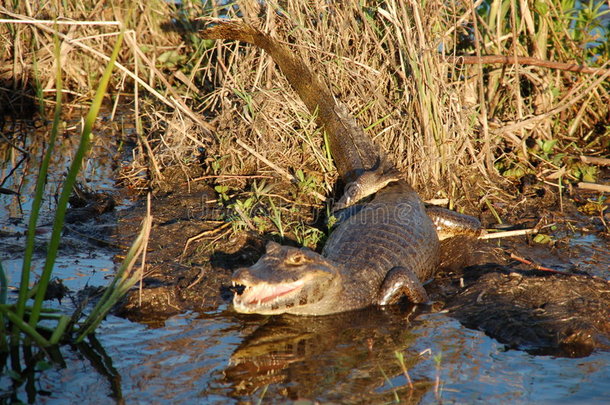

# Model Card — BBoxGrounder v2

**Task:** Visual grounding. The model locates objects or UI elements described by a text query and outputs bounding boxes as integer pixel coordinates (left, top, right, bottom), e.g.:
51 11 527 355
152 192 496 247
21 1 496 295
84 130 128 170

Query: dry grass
0 1 177 100
188 1 609 204
2 0 609 215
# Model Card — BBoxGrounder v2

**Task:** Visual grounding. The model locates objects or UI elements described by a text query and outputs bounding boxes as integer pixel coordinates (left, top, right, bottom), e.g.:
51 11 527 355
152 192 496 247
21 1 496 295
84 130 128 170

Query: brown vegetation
2 0 608 252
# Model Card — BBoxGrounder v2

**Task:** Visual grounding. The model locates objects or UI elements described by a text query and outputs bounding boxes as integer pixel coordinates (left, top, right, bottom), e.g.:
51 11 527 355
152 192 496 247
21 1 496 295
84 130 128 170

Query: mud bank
117 174 610 355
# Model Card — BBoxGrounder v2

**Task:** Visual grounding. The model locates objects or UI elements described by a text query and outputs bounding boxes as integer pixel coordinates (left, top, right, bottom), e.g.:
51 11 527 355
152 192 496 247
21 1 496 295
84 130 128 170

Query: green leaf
214 185 229 194
295 169 305 182
158 50 185 67
502 166 526 179
35 360 53 371
7 369 22 382
533 234 553 244
537 139 558 155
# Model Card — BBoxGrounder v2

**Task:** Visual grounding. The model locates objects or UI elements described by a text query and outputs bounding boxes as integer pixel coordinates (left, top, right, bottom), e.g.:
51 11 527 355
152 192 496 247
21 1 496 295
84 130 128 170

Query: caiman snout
229 242 340 315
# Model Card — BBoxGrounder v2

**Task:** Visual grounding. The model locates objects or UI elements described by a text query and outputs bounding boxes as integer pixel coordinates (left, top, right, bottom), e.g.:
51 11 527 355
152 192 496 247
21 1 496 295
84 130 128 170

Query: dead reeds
187 1 608 204
2 0 608 233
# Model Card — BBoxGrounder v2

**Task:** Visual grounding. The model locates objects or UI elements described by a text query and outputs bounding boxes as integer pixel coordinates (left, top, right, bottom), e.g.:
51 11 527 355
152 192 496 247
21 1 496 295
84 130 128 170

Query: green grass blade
0 261 6 306
82 217 148 323
13 31 64 342
75 215 150 343
0 261 7 351
2 308 51 347
28 26 127 328
30 33 46 119
49 315 71 345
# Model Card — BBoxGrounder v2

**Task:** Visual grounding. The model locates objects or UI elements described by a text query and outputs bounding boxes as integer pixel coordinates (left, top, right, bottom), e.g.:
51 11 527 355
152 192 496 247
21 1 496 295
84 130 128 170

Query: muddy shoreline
110 166 610 356
2 112 607 357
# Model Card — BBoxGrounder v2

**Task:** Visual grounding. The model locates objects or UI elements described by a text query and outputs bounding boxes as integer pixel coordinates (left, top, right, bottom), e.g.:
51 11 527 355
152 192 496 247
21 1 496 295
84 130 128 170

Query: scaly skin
426 205 482 240
333 174 482 241
332 168 401 212
230 181 438 315
202 21 474 315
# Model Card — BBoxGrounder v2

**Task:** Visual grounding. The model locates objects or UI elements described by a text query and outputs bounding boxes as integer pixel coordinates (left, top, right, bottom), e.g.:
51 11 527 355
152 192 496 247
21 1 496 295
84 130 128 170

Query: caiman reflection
223 305 432 403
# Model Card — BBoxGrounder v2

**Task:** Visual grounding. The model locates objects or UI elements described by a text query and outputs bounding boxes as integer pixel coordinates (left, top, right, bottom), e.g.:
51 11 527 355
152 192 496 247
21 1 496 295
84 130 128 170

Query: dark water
1 120 609 403
1 117 119 293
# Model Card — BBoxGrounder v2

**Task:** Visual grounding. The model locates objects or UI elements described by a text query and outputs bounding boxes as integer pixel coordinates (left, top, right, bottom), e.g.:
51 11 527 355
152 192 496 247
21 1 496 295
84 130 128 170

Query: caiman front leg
377 266 429 305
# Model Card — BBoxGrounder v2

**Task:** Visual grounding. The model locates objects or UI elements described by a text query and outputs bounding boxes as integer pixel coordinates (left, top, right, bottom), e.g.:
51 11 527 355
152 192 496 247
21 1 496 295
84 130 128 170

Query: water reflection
0 335 123 404
4 308 606 403
224 305 432 403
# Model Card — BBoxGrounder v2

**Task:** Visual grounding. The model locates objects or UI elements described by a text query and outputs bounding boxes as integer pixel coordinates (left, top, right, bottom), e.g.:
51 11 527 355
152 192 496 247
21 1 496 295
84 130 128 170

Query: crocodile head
231 242 341 315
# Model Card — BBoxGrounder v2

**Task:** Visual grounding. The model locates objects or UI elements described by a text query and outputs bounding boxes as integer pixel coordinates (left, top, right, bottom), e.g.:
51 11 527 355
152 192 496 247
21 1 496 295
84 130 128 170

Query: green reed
11 32 65 346
0 11 145 353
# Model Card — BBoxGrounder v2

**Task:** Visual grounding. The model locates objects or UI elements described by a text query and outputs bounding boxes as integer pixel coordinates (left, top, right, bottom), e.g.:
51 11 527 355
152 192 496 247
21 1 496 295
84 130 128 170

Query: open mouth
231 280 303 307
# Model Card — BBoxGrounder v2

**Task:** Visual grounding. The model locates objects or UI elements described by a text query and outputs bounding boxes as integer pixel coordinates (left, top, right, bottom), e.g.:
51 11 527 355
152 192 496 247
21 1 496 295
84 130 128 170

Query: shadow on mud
0 78 38 120
428 234 610 358
441 263 610 358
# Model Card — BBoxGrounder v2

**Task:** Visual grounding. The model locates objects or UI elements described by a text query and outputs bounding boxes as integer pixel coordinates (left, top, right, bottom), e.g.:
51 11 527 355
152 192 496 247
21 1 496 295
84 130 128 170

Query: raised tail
201 20 384 182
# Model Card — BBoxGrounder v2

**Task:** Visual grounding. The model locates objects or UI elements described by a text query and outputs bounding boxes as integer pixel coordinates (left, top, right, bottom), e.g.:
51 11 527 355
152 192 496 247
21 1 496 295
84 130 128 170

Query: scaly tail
200 20 384 182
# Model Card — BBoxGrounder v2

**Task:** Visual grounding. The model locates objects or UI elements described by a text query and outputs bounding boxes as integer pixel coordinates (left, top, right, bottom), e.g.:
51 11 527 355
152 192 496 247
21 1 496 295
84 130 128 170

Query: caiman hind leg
377 266 429 305
425 205 482 240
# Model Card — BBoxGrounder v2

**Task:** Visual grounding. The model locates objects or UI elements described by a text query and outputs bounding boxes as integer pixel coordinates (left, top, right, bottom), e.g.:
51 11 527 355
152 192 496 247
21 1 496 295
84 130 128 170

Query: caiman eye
285 253 307 266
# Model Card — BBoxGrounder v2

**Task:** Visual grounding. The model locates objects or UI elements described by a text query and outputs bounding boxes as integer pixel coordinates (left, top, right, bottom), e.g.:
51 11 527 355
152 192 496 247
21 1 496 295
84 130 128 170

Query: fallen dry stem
479 228 538 240
181 222 232 259
577 183 610 193
0 18 120 26
509 253 572 275
580 156 610 167
189 174 274 182
447 55 610 75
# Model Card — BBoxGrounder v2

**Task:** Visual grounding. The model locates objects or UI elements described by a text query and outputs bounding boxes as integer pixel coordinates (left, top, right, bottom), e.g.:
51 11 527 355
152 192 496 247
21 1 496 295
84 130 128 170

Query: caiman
201 21 480 315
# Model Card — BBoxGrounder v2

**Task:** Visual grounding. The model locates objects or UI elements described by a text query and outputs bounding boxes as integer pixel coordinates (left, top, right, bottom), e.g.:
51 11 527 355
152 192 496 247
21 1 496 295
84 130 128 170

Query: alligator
202 21 480 315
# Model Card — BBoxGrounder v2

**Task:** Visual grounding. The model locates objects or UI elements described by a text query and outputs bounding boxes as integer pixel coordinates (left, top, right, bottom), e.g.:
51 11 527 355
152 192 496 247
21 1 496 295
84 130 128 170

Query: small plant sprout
394 350 414 390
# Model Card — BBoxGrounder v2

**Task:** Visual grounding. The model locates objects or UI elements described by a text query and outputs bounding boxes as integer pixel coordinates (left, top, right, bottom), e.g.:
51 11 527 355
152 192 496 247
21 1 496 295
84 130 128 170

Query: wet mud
429 234 610 357
428 193 610 357
114 175 265 324
443 267 610 357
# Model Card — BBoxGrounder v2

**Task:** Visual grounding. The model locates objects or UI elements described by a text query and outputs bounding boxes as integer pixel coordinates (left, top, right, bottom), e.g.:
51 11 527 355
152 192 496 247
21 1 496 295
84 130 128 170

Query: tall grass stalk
2 14 130 351
27 24 126 330
12 32 64 344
